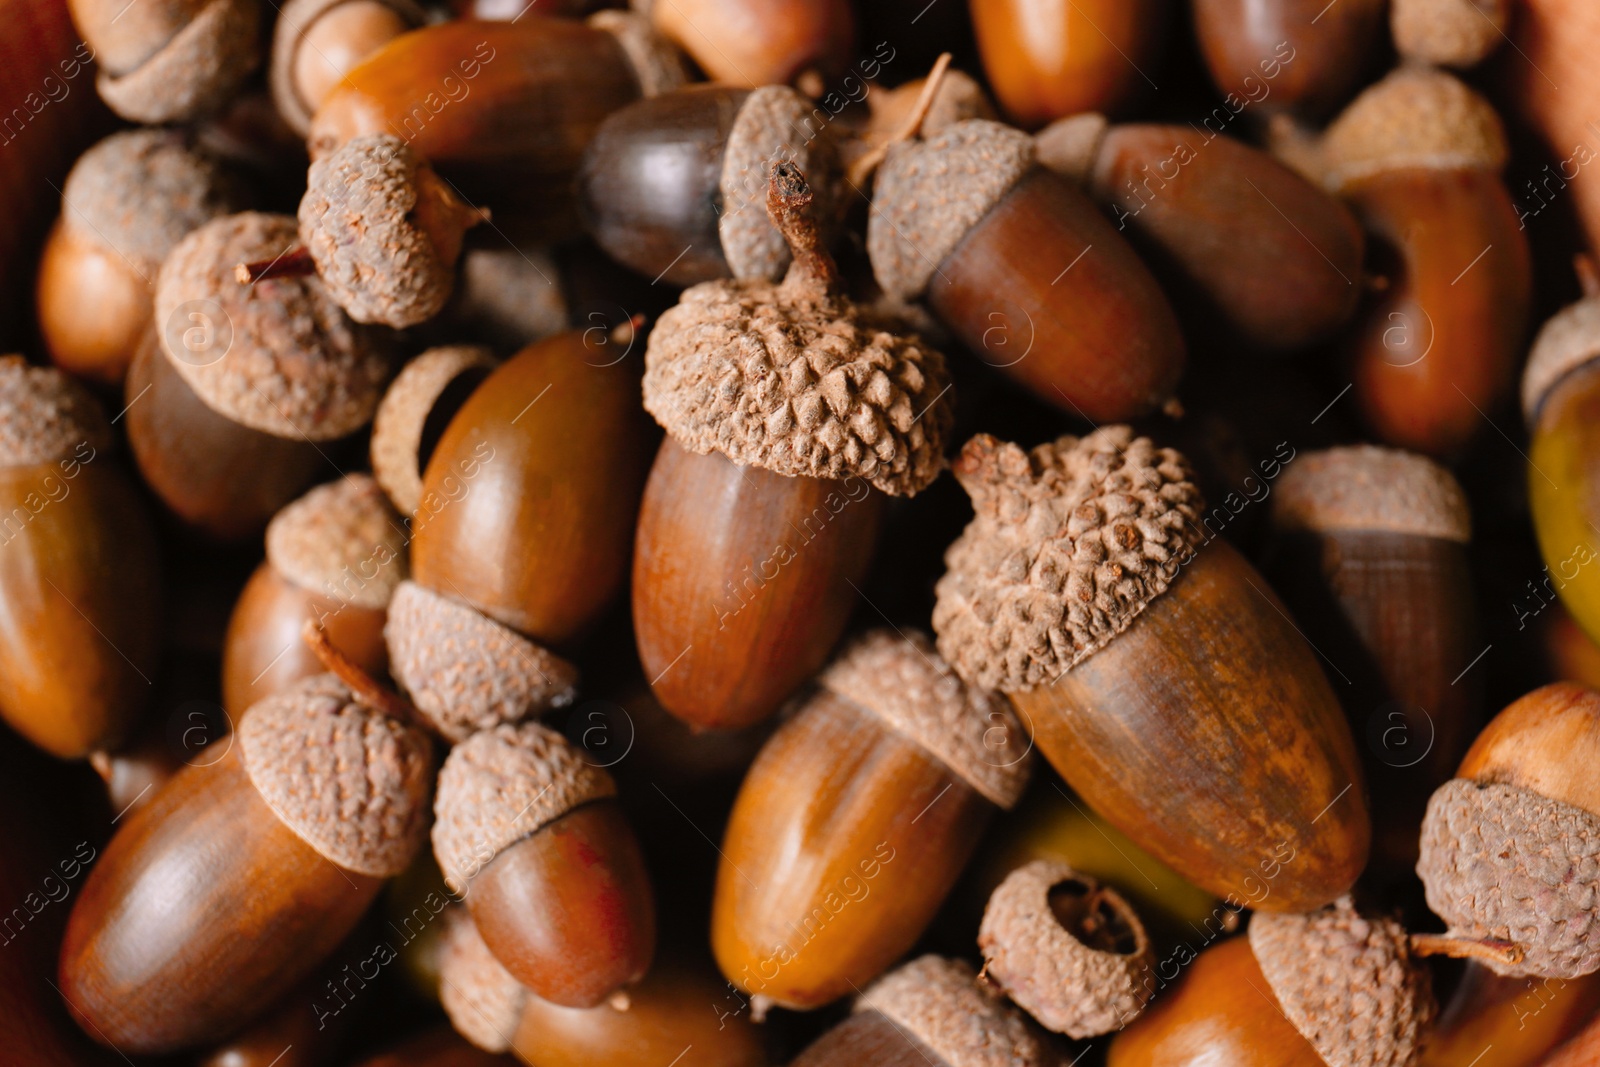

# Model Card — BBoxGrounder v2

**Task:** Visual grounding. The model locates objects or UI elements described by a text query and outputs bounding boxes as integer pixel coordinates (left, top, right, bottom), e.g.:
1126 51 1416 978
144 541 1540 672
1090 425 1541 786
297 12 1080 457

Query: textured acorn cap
978 859 1153 1038
155 211 392 440
1033 112 1108 186
589 9 690 99
385 581 578 744
266 474 409 609
239 673 435 877
1272 445 1471 544
300 134 457 329
933 427 1207 693
1523 297 1600 426
0 356 115 469
98 0 262 123
432 722 616 895
867 70 998 143
1417 778 1600 978
438 907 527 1053
1392 0 1507 68
370 346 497 516
819 629 1032 808
270 0 427 136
855 956 1052 1067
1250 897 1435 1067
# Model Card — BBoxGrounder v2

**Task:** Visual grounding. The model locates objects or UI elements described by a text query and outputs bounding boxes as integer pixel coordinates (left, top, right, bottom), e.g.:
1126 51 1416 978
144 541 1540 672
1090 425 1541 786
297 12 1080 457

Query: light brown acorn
635 0 855 89
269 0 426 137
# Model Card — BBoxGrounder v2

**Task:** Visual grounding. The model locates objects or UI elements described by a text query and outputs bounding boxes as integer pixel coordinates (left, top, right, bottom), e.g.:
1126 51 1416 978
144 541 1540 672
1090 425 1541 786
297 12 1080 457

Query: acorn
970 0 1165 127
1035 113 1363 351
790 955 1053 1067
355 1026 516 1067
222 474 408 718
0 356 161 760
269 0 427 137
855 68 997 144
635 162 953 731
1108 898 1435 1067
978 858 1155 1038
1190 0 1386 119
1391 0 1509 68
37 129 247 387
1416 682 1600 979
932 428 1370 911
58 639 435 1054
370 345 499 517
67 0 261 122
578 83 842 287
1418 961 1600 1067
868 120 1185 423
635 0 855 89
443 247 570 356
713 629 1032 1010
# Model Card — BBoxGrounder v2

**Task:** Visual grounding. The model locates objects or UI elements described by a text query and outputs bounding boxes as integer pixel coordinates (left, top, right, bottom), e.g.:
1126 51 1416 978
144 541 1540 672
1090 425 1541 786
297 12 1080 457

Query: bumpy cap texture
1320 67 1508 191
385 581 578 744
98 0 261 123
0 356 114 468
438 908 527 1052
370 345 497 515
588 10 689 98
300 134 454 328
270 0 425 135
868 120 1035 302
1250 897 1434 1067
1418 778 1600 978
155 212 391 440
1273 445 1471 543
266 474 408 609
1392 0 1507 67
856 956 1052 1067
239 674 435 877
933 428 1206 693
721 87 841 282
432 722 617 895
978 860 1154 1038
1523 297 1600 426
820 629 1032 808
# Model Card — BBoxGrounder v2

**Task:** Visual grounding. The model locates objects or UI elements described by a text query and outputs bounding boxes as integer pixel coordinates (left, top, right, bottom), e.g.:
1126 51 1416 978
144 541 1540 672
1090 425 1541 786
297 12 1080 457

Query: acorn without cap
634 0 854 89
269 0 427 137
1191 0 1386 119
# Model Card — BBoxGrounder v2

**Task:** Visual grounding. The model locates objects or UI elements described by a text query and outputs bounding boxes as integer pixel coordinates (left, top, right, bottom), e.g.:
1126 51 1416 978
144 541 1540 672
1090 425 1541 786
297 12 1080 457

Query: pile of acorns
7 0 1600 1064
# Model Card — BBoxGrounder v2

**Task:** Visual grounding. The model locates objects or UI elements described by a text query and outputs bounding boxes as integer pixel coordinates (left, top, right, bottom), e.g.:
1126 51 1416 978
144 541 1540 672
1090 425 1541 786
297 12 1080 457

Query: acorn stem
301 620 430 732
236 246 316 285
769 161 841 300
1408 932 1526 968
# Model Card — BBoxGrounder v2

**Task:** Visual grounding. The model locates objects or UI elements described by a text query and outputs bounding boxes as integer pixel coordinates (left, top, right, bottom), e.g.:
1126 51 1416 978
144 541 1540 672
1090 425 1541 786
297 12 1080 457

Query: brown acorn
932 428 1370 912
634 162 952 731
369 345 499 518
1391 0 1509 68
355 1026 516 1067
0 357 161 760
1190 0 1386 119
439 247 571 356
868 119 1185 423
713 629 1032 1010
636 0 855 89
269 0 426 137
1418 961 1600 1067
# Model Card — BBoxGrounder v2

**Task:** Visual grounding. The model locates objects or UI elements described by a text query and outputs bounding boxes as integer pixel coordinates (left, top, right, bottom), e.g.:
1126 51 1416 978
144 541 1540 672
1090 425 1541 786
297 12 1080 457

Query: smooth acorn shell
411 329 654 645
1456 682 1600 817
36 219 152 387
1190 0 1386 118
647 0 854 86
1010 539 1370 913
466 800 656 1009
791 1010 947 1067
58 744 383 1054
1529 362 1600 649
926 168 1186 423
1419 961 1600 1067
633 438 884 731
713 690 993 1009
197 968 352 1067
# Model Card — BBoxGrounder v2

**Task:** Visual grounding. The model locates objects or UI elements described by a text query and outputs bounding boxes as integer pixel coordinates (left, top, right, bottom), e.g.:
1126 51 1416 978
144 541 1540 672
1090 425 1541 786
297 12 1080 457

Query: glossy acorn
1191 0 1385 118
269 0 426 137
636 0 854 89
933 428 1370 912
1418 961 1600 1067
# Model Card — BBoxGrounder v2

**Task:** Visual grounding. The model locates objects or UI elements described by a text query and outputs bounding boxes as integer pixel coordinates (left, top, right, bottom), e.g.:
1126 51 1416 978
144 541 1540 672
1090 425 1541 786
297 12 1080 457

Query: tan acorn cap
589 10 690 99
720 86 842 282
432 722 616 895
0 356 115 469
1250 897 1435 1067
1392 0 1507 68
270 0 427 136
1523 296 1600 427
819 629 1032 808
866 69 997 143
155 212 392 440
1272 445 1471 544
868 120 1036 302
239 673 435 877
977 860 1153 1038
385 581 578 744
932 428 1207 693
438 907 527 1053
266 474 409 609
98 0 261 124
855 956 1052 1067
1417 778 1600 978
370 346 498 516
1033 112 1108 186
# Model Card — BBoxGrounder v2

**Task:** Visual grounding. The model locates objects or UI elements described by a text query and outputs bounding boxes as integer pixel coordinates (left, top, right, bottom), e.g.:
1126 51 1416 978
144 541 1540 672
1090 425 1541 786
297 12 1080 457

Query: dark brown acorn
269 0 426 137
637 0 855 89
1190 0 1386 119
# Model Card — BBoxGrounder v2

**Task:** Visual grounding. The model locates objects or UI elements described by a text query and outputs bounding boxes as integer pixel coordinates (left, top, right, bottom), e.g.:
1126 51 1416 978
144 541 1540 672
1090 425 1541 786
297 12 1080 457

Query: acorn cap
97 0 262 124
866 69 998 143
239 673 435 878
721 87 842 282
370 345 498 516
1272 445 1471 544
1249 897 1435 1067
438 907 527 1053
299 134 456 328
266 474 409 609
932 428 1207 693
1032 112 1108 186
432 722 616 895
155 211 391 440
1522 296 1600 426
977 859 1153 1038
1417 778 1600 979
1392 0 1507 68
270 0 427 136
0 356 115 469
589 10 690 98
60 129 244 282
385 581 579 744
855 955 1052 1067
819 629 1032 808
1319 67 1508 192
867 120 1036 302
